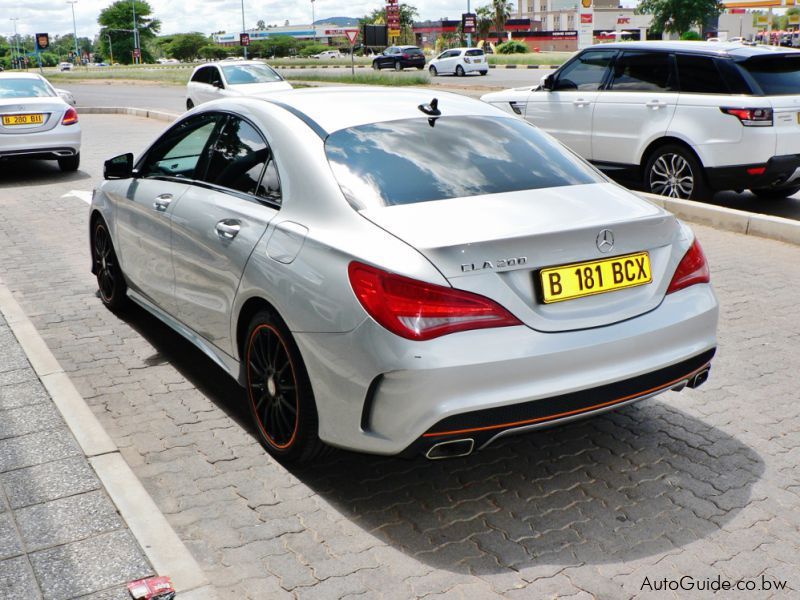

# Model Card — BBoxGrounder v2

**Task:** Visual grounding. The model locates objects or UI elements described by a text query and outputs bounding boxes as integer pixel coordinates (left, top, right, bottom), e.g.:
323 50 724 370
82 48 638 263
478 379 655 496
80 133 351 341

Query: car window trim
134 112 224 177
605 50 677 93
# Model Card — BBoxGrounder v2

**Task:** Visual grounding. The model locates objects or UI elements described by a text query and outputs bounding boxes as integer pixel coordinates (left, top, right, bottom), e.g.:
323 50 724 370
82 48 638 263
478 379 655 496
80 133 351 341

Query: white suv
482 41 800 200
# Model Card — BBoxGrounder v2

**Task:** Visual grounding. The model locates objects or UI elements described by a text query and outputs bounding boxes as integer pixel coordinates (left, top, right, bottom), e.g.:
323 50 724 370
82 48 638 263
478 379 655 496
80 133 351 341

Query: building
212 20 358 47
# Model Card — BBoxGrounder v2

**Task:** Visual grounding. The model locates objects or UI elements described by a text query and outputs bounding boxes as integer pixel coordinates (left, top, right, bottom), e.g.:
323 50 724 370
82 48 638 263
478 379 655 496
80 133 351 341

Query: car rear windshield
221 64 282 85
465 49 485 57
325 116 602 209
0 78 55 99
405 48 424 55
739 55 800 95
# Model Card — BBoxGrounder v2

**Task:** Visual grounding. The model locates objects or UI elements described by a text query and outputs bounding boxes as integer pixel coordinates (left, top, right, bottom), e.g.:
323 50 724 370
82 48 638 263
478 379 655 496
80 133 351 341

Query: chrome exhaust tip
687 368 710 389
425 438 474 460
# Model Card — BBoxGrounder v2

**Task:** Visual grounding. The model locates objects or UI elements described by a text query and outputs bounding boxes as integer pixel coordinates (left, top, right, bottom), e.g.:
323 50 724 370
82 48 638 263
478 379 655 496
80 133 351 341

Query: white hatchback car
0 72 81 171
186 60 292 110
483 41 800 200
429 47 488 77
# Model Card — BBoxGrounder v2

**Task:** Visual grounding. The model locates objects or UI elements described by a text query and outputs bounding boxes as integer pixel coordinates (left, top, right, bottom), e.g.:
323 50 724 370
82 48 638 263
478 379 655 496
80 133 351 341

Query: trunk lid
359 182 683 333
0 97 69 134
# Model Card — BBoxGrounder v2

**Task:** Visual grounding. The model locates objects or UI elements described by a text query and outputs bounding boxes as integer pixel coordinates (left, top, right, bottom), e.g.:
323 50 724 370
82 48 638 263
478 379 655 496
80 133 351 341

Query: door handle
215 219 241 240
573 99 591 107
152 194 173 212
647 100 667 109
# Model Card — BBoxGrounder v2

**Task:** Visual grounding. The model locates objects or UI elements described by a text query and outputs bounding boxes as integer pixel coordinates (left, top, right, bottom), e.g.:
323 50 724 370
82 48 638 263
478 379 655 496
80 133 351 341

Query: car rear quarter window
325 116 602 209
738 55 800 95
609 51 676 92
676 55 728 94
406 48 424 56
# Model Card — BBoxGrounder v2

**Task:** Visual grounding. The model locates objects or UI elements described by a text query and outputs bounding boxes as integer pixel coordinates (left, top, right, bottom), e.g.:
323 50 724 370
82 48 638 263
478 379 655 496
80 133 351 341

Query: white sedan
186 60 292 110
0 72 81 171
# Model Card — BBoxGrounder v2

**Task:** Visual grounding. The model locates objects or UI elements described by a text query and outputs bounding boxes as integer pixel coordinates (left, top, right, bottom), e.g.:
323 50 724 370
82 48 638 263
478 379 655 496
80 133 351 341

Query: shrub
496 40 529 54
680 31 702 41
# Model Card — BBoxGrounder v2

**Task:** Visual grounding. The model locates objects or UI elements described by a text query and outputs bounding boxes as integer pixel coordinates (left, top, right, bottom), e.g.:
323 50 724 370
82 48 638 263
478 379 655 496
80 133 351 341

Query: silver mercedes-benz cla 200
90 88 718 463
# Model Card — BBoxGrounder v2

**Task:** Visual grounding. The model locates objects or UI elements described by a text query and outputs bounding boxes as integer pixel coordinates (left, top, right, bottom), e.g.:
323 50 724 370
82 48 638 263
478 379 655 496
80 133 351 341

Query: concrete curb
641 192 800 246
0 277 216 599
489 63 560 69
75 109 800 247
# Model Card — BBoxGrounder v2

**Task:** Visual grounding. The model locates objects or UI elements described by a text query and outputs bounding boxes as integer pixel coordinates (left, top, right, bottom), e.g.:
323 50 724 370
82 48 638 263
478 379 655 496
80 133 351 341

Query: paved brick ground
0 115 798 598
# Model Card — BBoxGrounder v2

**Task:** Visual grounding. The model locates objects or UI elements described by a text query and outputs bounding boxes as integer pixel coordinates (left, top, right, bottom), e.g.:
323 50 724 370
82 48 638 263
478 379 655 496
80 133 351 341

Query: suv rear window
325 116 602 209
739 55 800 95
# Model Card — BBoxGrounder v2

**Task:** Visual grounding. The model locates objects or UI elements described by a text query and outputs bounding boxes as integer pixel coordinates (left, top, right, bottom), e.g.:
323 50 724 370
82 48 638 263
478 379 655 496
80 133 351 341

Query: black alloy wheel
92 218 128 310
456 65 465 77
245 310 324 463
372 61 380 70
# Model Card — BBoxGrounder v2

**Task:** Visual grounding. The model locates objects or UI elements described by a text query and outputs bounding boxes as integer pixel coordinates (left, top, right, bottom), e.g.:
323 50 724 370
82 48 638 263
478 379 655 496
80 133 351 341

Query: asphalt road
1 114 798 598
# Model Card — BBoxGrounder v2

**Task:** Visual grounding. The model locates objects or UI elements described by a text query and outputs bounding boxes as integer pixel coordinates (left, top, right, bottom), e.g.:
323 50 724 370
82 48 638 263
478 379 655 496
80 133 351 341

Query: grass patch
46 68 189 86
488 52 573 65
283 71 429 86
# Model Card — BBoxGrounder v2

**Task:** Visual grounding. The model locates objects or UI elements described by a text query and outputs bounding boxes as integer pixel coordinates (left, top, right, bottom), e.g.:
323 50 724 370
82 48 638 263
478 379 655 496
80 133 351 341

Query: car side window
676 55 728 94
208 67 223 88
609 51 676 92
202 116 281 202
191 67 209 84
553 50 614 91
138 114 221 179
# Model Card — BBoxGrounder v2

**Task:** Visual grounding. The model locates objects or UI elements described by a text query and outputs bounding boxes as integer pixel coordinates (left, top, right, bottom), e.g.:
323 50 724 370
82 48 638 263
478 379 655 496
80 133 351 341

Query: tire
750 185 800 199
58 153 80 172
644 144 710 200
415 65 424 70
372 61 380 71
480 70 488 76
394 61 402 71
92 217 128 311
455 65 465 77
244 310 326 463
429 65 438 76
186 99 194 110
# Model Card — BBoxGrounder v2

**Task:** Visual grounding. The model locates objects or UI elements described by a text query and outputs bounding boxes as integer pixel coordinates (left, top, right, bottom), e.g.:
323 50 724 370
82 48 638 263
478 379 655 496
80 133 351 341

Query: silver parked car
0 72 81 171
185 60 292 110
90 89 718 463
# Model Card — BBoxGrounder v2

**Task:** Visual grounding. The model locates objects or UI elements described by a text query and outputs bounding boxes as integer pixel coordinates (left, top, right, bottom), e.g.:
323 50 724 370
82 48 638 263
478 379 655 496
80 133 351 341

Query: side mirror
104 153 134 180
540 74 554 90
212 80 224 89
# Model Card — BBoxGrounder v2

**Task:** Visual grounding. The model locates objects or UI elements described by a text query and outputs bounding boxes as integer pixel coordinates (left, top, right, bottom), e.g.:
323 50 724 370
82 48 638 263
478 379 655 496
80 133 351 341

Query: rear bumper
294 283 719 456
0 126 81 159
705 154 800 191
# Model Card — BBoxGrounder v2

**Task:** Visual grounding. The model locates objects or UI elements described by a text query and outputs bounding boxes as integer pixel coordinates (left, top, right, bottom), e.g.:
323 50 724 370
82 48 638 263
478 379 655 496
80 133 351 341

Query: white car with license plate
429 47 488 77
91 88 718 463
0 72 81 171
186 60 292 110
483 41 800 200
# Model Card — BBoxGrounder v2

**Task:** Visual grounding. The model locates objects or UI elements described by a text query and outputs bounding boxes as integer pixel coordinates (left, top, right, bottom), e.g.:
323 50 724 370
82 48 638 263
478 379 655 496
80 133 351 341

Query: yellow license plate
2 114 44 126
540 251 652 304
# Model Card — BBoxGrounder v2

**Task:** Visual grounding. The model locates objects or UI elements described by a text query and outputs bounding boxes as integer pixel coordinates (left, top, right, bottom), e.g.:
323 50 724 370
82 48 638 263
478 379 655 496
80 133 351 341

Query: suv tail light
720 107 773 127
348 261 521 340
402 53 410 59
667 240 710 294
62 107 79 125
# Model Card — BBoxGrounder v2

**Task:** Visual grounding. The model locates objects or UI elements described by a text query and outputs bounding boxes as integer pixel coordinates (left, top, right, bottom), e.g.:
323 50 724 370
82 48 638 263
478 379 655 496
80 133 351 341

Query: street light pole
311 0 315 42
106 32 114 64
67 1 80 66
466 0 471 48
241 0 247 59
10 17 19 69
131 0 139 63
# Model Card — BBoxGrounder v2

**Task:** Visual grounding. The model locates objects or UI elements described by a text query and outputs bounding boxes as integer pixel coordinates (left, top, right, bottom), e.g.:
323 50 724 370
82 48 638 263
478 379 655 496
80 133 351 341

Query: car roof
592 40 800 59
194 60 270 70
243 87 508 135
0 72 45 80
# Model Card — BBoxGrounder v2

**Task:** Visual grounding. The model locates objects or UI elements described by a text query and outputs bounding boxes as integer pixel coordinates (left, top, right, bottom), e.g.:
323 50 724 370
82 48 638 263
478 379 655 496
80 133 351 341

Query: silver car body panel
91 90 719 455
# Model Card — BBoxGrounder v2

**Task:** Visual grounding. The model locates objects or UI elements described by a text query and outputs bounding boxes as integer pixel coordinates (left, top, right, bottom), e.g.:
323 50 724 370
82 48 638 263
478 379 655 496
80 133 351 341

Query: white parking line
61 190 93 205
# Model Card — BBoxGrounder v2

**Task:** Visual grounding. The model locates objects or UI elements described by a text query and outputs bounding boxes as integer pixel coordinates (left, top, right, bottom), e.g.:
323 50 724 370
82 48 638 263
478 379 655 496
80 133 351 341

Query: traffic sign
240 33 250 46
345 30 359 45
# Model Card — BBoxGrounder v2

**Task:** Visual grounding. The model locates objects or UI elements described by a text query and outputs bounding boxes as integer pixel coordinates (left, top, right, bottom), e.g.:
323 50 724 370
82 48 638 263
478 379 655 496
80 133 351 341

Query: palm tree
476 5 493 42
492 0 513 44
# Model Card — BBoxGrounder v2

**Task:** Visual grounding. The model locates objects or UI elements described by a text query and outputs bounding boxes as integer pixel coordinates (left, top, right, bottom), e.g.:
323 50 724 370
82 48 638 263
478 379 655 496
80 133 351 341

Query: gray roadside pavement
0 310 153 599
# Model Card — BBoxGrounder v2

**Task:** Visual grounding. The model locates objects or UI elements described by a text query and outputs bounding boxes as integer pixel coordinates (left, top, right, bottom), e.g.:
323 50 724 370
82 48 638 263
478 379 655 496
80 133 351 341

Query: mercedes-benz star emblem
596 229 615 253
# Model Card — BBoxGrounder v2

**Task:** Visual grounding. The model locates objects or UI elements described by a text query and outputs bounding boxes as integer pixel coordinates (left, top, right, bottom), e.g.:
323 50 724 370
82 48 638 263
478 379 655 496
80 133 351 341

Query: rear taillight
62 107 79 125
402 53 410 59
667 240 710 294
720 107 773 127
348 261 521 341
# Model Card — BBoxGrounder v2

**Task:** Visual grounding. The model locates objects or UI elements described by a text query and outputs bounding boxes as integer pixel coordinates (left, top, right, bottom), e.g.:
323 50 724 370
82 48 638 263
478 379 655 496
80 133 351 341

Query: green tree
492 0 513 44
98 0 161 64
199 45 229 60
476 5 493 41
165 32 207 61
249 35 299 58
636 0 722 36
